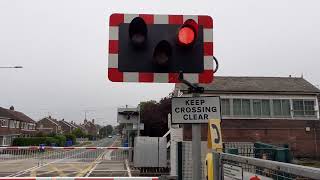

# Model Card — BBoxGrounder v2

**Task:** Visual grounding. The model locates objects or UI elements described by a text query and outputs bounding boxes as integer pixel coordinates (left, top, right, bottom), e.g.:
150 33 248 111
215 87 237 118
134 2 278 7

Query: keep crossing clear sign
171 96 221 123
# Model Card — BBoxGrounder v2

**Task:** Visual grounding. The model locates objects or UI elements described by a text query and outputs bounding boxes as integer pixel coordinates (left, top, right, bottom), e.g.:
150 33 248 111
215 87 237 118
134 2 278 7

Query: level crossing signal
108 13 215 83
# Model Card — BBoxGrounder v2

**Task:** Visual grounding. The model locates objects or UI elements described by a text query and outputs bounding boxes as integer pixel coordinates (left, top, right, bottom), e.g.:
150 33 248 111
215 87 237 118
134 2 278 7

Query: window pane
282 100 291 116
293 100 304 116
242 99 251 116
304 100 315 116
253 100 261 116
262 100 270 116
233 99 241 116
221 99 230 116
273 100 282 116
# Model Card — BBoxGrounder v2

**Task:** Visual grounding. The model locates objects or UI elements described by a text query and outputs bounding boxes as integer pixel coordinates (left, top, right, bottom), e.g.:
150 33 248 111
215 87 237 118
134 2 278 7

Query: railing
211 151 320 180
0 146 131 162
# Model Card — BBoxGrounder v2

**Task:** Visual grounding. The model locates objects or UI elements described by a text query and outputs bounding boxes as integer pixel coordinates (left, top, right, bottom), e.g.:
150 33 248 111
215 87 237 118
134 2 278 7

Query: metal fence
0 146 131 162
212 151 320 180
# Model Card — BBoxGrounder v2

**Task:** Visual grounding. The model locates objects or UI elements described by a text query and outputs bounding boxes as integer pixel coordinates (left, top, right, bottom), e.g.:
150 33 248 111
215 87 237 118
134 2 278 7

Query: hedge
12 136 62 146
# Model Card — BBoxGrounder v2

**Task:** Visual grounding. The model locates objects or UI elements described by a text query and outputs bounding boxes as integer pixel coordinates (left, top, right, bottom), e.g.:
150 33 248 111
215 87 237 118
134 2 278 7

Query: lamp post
0 66 23 68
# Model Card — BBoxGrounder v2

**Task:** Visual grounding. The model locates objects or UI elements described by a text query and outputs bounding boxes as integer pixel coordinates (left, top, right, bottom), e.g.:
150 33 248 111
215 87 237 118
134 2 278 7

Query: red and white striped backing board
108 13 214 83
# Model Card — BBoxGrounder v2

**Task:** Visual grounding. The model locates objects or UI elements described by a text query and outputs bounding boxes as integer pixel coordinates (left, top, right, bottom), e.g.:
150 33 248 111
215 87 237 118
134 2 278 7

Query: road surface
0 136 129 177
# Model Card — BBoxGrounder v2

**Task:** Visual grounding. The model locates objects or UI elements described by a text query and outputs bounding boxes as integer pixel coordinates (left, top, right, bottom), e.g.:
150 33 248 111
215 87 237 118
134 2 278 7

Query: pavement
0 136 130 177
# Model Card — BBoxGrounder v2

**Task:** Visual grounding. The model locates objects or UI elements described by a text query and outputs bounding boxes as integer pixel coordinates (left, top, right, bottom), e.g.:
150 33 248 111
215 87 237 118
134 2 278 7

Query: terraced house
37 116 62 135
174 76 320 158
0 106 37 146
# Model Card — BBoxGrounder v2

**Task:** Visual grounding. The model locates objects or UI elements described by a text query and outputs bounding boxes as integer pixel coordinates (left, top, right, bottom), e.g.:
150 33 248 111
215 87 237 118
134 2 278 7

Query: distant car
108 135 112 138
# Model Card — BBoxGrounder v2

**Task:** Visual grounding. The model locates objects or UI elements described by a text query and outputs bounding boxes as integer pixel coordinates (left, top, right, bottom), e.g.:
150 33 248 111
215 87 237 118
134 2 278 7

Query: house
58 119 75 134
82 119 98 136
174 76 320 158
37 116 62 135
70 121 87 133
0 106 37 146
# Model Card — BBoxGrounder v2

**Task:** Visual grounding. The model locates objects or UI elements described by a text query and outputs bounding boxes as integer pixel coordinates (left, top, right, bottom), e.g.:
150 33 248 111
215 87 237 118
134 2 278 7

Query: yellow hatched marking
48 164 66 177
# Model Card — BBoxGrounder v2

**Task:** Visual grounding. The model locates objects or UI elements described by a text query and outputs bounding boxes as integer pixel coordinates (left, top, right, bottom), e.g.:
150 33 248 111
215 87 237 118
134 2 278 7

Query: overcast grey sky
0 0 319 125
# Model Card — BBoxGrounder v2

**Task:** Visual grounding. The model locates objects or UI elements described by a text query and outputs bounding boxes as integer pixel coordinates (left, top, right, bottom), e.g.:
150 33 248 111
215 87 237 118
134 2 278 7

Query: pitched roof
59 120 72 127
175 76 320 94
39 117 59 126
0 107 35 123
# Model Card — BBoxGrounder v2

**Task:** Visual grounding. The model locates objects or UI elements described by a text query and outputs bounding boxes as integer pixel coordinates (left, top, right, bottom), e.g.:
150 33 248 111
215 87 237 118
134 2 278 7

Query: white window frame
209 94 319 120
293 99 317 117
9 120 15 128
0 119 9 127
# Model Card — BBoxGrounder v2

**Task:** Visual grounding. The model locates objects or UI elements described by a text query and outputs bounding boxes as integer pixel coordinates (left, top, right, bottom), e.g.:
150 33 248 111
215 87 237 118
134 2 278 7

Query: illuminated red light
178 27 195 46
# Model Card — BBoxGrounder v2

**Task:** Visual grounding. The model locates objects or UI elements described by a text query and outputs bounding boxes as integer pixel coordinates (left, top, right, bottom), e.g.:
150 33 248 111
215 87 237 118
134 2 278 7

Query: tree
106 125 113 135
72 128 86 138
99 125 114 137
114 124 125 135
140 97 171 137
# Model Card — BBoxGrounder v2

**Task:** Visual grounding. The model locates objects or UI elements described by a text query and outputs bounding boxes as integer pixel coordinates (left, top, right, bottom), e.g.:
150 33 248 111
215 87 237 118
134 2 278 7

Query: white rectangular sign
133 124 144 130
223 164 243 180
171 96 221 123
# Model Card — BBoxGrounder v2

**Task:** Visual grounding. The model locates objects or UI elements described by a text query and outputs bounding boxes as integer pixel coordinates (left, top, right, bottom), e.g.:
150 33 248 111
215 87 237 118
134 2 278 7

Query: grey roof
59 120 73 127
175 76 320 94
0 107 35 123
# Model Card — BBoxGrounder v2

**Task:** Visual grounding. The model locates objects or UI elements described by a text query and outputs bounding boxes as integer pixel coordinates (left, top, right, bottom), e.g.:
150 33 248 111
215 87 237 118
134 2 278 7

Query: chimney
9 106 14 111
62 119 64 121
92 119 95 124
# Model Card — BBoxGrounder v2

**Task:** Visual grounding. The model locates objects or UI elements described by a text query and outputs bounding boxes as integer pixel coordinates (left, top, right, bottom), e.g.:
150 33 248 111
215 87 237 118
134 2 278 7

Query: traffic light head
108 14 214 83
129 17 148 48
177 19 198 47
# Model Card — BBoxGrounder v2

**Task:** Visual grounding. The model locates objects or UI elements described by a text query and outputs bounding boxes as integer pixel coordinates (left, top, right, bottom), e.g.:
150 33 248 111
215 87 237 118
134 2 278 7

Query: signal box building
174 76 320 158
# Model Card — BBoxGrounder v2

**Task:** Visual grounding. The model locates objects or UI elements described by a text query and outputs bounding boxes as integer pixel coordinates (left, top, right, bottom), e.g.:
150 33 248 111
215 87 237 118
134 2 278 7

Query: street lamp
0 66 23 68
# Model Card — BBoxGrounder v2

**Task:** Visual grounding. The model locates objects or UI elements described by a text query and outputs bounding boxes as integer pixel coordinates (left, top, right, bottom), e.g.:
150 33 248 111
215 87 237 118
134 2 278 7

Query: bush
54 135 66 146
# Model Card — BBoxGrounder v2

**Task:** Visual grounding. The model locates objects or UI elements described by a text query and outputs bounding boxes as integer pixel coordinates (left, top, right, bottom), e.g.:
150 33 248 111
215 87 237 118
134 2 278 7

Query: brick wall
59 121 72 134
37 119 58 134
183 119 320 158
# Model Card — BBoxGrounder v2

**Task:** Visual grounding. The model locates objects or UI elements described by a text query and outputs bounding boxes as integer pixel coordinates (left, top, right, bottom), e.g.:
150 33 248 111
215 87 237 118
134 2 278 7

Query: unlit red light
178 27 195 46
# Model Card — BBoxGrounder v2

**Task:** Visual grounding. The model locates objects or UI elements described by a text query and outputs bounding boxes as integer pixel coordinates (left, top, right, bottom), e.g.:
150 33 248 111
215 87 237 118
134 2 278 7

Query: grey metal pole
137 105 140 136
0 66 23 68
192 93 202 180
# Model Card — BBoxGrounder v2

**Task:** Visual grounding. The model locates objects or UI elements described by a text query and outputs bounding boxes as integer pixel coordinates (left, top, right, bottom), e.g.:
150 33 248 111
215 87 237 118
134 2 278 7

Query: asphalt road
0 136 129 177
